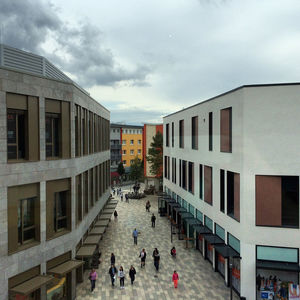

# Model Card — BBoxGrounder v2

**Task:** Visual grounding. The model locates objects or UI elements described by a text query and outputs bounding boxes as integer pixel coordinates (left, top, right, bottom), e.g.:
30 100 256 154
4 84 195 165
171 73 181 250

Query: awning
165 198 176 203
169 202 180 208
185 218 202 226
214 245 240 258
89 227 105 235
103 209 115 214
257 260 300 272
98 214 111 220
95 219 109 227
108 200 118 205
84 235 102 245
204 234 225 245
48 260 84 276
10 275 53 295
105 204 117 209
76 245 96 258
180 212 194 220
174 207 187 213
195 225 212 235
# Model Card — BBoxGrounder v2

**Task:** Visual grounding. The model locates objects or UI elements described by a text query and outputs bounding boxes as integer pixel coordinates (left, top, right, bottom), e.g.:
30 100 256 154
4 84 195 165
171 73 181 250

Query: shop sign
289 284 300 300
198 234 203 241
218 254 225 264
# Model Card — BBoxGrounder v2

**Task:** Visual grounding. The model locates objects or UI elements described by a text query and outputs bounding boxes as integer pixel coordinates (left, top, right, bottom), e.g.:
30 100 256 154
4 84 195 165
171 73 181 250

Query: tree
146 131 163 178
117 162 125 177
129 156 144 181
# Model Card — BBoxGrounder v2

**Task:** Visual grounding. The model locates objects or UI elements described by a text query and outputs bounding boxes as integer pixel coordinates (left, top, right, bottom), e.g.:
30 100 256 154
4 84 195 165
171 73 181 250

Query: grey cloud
0 0 151 87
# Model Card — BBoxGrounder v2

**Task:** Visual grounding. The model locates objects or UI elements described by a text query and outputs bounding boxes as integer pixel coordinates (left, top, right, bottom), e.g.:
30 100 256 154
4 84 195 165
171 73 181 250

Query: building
0 44 111 300
121 125 143 173
143 123 163 191
110 123 122 183
163 83 300 300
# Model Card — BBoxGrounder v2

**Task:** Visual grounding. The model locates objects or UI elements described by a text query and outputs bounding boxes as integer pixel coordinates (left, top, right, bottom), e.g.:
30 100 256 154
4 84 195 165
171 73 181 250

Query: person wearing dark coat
129 265 136 284
152 248 160 271
108 264 117 286
111 253 115 265
151 214 156 228
139 248 147 267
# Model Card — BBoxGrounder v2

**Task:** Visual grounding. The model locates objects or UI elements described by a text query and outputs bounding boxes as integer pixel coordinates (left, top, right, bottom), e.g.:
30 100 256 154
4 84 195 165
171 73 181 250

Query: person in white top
118 266 125 289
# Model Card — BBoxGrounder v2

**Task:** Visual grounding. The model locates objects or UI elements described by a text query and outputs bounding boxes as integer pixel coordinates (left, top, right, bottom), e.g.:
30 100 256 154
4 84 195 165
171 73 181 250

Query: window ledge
46 229 71 241
8 240 40 255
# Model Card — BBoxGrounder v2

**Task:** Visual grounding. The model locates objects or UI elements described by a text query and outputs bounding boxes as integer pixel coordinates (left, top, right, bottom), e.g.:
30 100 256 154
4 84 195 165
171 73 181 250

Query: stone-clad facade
0 48 110 300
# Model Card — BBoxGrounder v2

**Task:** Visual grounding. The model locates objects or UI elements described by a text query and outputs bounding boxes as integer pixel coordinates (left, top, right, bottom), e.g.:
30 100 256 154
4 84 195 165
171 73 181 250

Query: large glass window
188 161 194 194
215 224 225 240
196 209 203 222
166 123 169 147
257 246 298 263
182 160 187 190
54 191 67 232
191 116 198 150
18 197 36 244
171 122 174 147
179 120 184 148
7 109 26 160
228 233 240 253
209 112 213 151
220 169 225 212
46 113 60 158
204 215 213 231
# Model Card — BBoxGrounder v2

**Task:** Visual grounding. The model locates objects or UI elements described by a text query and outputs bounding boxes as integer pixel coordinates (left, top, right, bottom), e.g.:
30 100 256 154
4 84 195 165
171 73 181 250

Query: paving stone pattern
76 191 239 300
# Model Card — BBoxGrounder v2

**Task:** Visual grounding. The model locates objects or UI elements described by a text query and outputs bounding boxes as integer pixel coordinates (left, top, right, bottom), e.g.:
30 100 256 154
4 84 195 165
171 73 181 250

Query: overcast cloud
1 0 300 124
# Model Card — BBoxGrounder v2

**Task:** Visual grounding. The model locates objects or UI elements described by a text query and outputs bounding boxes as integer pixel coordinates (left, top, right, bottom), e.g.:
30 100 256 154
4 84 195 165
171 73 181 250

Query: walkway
76 192 239 300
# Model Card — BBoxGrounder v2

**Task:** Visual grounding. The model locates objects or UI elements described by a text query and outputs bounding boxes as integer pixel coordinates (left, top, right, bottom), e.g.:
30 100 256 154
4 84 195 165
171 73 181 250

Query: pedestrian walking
114 210 118 219
171 246 176 258
121 193 123 201
139 248 146 268
118 266 125 289
125 193 129 202
111 253 115 265
133 228 138 245
108 264 117 286
113 188 116 196
89 268 98 293
146 200 151 212
172 270 179 288
129 265 136 285
152 248 160 271
151 214 156 227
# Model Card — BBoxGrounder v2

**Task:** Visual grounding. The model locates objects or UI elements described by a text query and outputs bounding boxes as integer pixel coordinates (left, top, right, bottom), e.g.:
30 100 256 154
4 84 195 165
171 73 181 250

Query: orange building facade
121 125 143 169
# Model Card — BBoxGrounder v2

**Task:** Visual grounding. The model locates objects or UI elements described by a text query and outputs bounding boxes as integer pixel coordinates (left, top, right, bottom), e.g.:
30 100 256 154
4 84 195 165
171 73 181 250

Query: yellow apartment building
121 125 143 169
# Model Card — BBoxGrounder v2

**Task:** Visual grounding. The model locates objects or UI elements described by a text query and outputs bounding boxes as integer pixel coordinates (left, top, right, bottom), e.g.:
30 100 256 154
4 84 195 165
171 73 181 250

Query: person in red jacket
172 270 179 288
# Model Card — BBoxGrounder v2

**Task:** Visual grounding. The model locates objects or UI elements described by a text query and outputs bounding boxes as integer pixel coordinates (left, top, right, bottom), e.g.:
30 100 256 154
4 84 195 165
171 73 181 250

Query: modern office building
143 123 163 191
121 125 143 172
0 44 111 300
110 124 122 181
163 83 300 300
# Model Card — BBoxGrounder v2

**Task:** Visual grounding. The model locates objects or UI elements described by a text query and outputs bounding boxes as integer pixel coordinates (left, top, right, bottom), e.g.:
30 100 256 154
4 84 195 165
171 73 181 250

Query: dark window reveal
171 122 174 147
199 164 203 199
209 112 213 151
182 160 187 190
188 162 194 194
7 109 27 160
227 171 240 221
46 113 60 158
192 116 198 150
166 123 169 147
179 120 184 148
220 169 225 213
54 191 67 232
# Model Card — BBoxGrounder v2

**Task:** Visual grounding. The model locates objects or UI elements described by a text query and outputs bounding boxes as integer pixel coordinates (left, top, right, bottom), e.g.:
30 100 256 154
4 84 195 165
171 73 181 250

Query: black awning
192 224 203 231
169 202 180 208
257 260 300 272
180 212 194 220
214 245 240 258
196 225 212 235
204 234 225 245
174 207 187 213
185 218 201 226
165 198 176 204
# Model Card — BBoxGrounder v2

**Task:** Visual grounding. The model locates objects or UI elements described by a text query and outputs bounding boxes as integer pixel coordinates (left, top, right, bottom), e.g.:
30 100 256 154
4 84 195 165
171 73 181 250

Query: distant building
143 123 163 190
110 123 122 183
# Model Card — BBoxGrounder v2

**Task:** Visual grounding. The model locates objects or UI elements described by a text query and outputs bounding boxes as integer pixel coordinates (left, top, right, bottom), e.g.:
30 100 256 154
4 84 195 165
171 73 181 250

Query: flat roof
111 123 143 129
164 82 300 118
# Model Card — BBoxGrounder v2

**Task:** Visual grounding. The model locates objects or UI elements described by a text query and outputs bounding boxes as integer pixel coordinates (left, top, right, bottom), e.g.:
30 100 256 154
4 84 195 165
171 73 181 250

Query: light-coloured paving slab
76 193 239 300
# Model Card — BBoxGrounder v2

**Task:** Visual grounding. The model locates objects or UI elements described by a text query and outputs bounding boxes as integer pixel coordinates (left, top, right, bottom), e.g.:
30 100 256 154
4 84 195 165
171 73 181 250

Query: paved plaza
76 191 239 300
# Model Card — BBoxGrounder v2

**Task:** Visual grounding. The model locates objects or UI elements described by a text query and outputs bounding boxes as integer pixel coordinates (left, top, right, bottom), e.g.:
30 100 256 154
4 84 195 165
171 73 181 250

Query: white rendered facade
163 83 300 299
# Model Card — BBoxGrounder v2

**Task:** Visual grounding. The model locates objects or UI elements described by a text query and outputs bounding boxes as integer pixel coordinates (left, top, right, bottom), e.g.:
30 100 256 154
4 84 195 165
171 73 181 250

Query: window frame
46 112 61 158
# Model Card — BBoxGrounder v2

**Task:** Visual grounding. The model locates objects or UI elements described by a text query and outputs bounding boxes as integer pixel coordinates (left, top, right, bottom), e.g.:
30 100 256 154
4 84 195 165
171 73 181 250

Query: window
188 162 194 194
189 204 195 215
204 215 213 231
215 224 225 241
179 120 184 148
7 109 26 160
130 159 134 164
167 156 170 180
54 191 67 232
191 116 198 150
18 197 36 245
76 174 82 225
75 105 81 157
7 93 39 162
130 150 134 155
182 160 187 190
257 246 298 263
179 159 182 187
172 122 174 147
113 129 115 132
122 140 126 145
138 140 141 145
227 171 240 221
196 209 203 222
220 169 225 213
122 150 126 155
199 164 203 199
228 233 240 253
123 160 126 165
220 107 232 152
172 158 176 184
164 156 168 179
166 123 169 147
129 130 132 133
256 175 299 227
138 149 141 154
209 112 213 151
46 113 60 158
130 140 134 145
204 166 212 205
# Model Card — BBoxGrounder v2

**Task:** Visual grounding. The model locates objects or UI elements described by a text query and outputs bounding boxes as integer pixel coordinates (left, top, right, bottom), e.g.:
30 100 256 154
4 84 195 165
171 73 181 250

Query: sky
1 0 300 124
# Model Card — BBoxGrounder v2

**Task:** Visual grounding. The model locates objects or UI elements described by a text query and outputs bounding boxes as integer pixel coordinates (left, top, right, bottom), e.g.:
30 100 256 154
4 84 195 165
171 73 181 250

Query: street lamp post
229 257 233 300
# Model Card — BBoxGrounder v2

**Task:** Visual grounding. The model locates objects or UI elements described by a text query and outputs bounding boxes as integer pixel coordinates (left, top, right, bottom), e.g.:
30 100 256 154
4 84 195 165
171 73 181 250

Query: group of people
88 190 180 293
